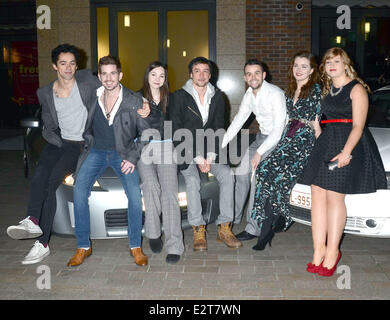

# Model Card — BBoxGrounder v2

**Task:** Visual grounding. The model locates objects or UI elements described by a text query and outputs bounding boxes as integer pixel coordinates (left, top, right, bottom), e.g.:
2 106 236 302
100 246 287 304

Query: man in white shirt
222 59 287 241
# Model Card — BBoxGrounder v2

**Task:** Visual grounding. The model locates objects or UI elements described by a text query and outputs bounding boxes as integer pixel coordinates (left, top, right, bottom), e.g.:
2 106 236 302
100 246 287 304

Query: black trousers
26 141 82 244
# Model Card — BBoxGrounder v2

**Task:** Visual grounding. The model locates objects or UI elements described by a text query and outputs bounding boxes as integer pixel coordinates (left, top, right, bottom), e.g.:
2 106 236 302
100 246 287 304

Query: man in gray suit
7 44 101 264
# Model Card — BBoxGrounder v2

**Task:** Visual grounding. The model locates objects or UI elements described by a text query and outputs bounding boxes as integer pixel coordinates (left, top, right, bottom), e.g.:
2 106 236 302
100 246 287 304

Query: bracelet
340 150 353 159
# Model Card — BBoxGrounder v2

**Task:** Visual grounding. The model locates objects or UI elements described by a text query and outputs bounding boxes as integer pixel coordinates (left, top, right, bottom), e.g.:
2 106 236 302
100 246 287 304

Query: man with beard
222 59 287 242
67 55 150 267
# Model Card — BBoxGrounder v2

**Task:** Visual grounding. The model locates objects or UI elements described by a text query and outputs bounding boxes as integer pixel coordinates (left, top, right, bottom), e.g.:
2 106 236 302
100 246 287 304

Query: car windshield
367 88 390 128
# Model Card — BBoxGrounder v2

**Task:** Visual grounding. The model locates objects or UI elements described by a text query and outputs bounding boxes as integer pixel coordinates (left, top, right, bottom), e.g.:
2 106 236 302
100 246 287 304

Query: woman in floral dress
251 51 322 250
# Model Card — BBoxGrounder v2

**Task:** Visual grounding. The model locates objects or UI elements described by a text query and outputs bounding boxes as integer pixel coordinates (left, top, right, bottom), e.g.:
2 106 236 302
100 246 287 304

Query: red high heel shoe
306 261 323 274
318 252 341 277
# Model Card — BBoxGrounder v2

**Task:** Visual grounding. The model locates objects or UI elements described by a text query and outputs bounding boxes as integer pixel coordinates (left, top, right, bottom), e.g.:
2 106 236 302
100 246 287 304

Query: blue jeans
74 148 143 248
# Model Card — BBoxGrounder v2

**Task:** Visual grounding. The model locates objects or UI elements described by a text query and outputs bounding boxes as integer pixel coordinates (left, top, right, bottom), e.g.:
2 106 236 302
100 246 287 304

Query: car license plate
290 189 311 209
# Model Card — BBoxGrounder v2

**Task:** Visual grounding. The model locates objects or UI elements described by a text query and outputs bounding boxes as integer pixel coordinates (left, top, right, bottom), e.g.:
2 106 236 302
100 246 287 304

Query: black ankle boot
149 238 163 253
252 230 274 251
166 254 180 264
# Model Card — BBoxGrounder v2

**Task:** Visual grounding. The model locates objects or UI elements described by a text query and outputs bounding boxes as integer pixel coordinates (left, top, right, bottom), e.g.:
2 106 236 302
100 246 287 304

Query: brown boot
130 247 148 266
192 225 207 251
67 248 92 267
218 222 243 248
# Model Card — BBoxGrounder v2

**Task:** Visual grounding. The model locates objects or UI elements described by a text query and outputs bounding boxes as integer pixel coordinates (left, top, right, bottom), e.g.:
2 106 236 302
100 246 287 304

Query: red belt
320 119 352 124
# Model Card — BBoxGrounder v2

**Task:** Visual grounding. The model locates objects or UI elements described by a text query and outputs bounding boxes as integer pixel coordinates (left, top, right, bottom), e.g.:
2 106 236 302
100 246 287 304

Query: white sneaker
22 241 50 265
7 216 43 240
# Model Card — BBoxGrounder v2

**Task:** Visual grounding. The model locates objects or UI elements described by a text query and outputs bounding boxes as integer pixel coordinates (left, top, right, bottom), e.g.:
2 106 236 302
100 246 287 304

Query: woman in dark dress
251 51 322 250
304 48 387 276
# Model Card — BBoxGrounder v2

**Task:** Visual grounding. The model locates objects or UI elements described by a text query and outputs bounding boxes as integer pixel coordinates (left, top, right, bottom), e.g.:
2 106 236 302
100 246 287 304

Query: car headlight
63 175 75 186
178 192 187 207
63 174 100 187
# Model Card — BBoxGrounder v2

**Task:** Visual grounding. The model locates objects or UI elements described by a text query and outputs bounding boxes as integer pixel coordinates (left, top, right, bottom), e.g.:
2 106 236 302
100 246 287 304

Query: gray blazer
75 85 150 176
36 69 101 147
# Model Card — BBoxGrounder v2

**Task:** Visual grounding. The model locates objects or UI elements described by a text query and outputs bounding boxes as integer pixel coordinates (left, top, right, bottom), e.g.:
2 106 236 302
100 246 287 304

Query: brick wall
246 0 312 91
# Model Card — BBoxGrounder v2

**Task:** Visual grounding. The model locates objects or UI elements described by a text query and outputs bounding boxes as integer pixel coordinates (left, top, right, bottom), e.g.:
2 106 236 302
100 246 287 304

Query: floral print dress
251 84 322 232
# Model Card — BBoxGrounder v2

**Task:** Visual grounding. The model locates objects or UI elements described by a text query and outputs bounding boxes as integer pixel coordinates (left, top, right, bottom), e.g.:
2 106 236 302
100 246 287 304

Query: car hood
96 167 187 192
369 127 390 171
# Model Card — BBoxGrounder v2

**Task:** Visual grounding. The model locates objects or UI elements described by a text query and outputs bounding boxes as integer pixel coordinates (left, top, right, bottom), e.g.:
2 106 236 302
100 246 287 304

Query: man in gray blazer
7 44 101 264
67 55 150 267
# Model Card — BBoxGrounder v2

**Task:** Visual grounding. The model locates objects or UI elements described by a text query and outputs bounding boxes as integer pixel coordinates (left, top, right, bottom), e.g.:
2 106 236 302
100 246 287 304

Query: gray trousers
181 162 234 227
138 141 184 255
234 133 273 236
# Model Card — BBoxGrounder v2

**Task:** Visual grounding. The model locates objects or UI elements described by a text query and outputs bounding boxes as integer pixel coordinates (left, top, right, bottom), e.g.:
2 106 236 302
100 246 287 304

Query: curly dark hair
51 43 79 65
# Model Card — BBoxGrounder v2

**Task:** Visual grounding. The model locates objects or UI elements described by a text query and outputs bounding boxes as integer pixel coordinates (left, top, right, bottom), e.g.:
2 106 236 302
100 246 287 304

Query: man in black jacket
169 57 242 251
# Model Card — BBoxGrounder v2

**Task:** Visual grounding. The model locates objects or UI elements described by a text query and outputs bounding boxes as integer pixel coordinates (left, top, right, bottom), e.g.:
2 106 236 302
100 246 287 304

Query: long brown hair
319 47 370 96
286 51 320 100
142 61 169 114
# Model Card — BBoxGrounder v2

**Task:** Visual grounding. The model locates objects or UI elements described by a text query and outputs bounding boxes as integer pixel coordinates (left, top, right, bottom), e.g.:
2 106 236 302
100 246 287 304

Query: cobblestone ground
0 150 389 300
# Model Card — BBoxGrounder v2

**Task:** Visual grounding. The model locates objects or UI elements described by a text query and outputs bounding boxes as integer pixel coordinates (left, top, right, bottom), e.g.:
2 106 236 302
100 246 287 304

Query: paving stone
1 150 390 300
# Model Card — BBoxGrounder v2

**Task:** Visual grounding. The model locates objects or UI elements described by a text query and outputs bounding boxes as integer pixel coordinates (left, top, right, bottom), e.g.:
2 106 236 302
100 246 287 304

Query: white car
289 86 390 238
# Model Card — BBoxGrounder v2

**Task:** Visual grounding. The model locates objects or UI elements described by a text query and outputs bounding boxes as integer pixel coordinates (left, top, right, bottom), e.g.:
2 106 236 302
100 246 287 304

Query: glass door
93 1 215 92
117 11 159 91
167 10 209 90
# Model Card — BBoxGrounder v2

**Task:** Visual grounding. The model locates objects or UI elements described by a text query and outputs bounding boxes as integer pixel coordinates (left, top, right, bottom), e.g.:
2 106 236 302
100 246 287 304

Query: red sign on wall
12 41 39 105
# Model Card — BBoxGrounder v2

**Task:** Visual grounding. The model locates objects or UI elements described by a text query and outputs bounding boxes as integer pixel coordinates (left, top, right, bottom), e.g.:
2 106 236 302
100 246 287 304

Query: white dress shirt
222 80 287 157
96 84 123 126
191 82 217 163
192 83 213 126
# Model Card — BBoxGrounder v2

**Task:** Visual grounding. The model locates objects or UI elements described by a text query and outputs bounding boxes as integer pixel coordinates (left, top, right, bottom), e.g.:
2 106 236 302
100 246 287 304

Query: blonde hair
319 47 370 96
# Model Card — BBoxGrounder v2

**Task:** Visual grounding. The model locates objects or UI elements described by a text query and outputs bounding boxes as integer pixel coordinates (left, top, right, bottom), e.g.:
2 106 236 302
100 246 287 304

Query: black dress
302 80 387 194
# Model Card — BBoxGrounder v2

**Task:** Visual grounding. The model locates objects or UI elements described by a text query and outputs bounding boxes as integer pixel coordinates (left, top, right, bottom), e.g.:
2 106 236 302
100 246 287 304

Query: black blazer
168 86 226 171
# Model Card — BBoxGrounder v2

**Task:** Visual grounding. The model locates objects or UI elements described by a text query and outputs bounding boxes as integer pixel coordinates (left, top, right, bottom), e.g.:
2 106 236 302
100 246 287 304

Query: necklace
330 79 348 96
103 90 119 120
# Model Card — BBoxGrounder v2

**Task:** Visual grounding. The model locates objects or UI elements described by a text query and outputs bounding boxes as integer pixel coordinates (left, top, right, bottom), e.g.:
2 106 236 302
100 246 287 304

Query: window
92 1 216 92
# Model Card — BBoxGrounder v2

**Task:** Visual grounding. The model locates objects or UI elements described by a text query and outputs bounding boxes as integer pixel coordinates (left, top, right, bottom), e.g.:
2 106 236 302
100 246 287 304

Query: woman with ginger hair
302 48 386 276
250 51 322 250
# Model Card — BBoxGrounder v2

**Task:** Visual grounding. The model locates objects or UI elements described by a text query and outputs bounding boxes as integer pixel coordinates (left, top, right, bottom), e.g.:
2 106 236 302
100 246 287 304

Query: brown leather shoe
67 248 92 267
218 222 242 248
130 247 148 266
193 225 207 251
